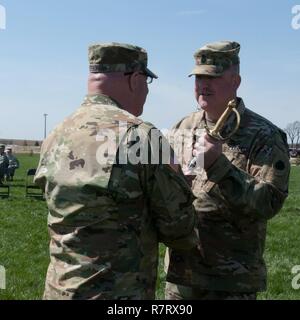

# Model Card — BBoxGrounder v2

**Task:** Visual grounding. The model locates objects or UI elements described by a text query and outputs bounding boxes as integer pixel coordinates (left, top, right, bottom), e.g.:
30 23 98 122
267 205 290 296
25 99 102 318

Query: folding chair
0 183 10 198
25 168 43 198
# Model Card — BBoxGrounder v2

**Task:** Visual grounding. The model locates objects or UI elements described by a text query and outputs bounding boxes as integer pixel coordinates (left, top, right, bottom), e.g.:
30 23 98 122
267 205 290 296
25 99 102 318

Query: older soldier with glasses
35 42 199 300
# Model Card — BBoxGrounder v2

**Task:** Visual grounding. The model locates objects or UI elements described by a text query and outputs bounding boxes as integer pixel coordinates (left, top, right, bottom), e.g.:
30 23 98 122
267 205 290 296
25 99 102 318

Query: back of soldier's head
88 42 157 79
87 42 158 116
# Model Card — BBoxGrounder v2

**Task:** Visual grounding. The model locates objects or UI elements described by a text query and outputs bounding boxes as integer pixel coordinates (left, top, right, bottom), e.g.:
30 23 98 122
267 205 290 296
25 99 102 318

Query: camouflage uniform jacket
35 94 198 300
165 98 290 292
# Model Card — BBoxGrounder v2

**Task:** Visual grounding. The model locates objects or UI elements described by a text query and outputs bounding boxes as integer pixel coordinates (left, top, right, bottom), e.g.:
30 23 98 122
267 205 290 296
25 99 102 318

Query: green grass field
0 154 299 300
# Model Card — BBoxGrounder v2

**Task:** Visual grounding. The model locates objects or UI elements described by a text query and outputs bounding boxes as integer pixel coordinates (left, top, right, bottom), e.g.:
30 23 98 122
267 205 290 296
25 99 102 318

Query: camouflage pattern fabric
165 97 290 294
189 41 240 77
165 282 256 300
6 154 19 180
89 42 158 79
0 152 8 183
34 94 198 300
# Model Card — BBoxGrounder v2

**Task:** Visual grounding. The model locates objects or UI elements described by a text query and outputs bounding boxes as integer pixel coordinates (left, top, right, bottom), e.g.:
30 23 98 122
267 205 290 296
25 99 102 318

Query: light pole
44 114 48 139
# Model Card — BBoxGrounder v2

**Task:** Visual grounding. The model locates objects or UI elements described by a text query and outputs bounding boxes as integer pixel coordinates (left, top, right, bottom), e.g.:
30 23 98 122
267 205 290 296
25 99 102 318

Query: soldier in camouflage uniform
5 147 20 181
0 144 9 184
34 43 199 300
165 41 290 300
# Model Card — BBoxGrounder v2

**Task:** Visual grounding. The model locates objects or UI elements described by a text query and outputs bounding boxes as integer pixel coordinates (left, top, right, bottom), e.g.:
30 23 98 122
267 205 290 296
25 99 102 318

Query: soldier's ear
233 74 241 91
128 72 140 92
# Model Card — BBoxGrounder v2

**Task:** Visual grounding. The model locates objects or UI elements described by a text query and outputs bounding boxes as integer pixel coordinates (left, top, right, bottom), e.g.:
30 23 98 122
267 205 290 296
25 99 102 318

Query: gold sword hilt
205 99 240 141
188 99 240 170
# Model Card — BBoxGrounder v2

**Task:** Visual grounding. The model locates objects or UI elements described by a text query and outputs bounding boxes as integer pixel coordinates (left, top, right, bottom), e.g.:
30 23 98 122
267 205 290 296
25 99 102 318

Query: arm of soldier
205 131 290 220
149 163 199 250
143 128 198 250
33 127 60 192
33 145 48 192
132 122 198 249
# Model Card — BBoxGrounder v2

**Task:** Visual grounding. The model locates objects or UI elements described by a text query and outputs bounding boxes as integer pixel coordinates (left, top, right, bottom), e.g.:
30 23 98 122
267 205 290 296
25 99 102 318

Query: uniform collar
201 97 246 129
83 94 121 108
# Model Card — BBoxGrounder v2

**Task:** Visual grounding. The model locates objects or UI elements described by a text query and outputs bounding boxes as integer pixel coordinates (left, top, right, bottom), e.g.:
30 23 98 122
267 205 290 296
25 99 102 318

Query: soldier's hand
192 133 223 171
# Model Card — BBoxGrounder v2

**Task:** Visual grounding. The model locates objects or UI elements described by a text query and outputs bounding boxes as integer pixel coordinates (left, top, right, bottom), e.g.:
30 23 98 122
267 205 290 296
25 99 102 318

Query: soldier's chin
136 106 144 117
198 99 209 111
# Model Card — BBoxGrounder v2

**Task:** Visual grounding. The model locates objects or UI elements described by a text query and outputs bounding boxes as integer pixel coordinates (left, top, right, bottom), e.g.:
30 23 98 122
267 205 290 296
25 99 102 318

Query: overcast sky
0 0 299 140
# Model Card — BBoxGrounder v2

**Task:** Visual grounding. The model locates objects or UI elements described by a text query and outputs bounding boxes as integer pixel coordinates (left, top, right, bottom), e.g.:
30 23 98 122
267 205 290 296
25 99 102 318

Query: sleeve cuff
204 154 232 191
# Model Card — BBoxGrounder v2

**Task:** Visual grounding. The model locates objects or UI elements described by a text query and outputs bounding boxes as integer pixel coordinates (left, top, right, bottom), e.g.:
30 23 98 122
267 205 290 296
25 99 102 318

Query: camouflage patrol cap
89 42 158 79
189 41 240 77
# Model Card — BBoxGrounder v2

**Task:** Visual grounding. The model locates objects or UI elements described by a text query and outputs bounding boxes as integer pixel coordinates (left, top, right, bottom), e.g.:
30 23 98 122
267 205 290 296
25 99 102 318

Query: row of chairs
0 169 43 198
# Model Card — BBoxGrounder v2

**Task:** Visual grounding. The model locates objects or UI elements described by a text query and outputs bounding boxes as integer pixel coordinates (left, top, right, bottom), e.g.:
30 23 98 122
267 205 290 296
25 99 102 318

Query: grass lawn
0 154 48 300
0 155 299 300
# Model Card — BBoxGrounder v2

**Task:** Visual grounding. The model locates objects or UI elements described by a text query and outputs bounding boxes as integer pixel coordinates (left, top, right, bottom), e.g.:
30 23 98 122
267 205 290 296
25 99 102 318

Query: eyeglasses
124 72 154 84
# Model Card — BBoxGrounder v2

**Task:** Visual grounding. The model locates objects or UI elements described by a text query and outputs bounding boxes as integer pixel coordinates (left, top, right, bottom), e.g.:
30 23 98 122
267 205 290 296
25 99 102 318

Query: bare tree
285 121 300 149
295 121 300 149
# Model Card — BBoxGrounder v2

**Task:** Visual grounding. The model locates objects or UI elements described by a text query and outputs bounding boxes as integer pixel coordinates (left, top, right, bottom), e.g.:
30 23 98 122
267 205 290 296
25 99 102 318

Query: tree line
285 121 300 149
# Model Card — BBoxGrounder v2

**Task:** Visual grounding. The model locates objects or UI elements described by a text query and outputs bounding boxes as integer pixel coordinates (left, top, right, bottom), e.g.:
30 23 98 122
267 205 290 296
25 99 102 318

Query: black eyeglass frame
124 71 154 84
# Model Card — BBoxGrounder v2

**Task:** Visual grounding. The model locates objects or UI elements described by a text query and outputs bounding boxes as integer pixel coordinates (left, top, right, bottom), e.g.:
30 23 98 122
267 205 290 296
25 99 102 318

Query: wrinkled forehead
194 73 227 82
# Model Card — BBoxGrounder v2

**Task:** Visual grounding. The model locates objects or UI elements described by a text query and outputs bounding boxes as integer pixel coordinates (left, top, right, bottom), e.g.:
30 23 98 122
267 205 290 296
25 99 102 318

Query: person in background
0 144 9 184
5 147 20 181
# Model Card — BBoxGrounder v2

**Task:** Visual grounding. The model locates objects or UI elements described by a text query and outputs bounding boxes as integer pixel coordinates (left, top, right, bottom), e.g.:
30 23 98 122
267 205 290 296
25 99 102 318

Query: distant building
0 138 43 147
0 138 42 154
